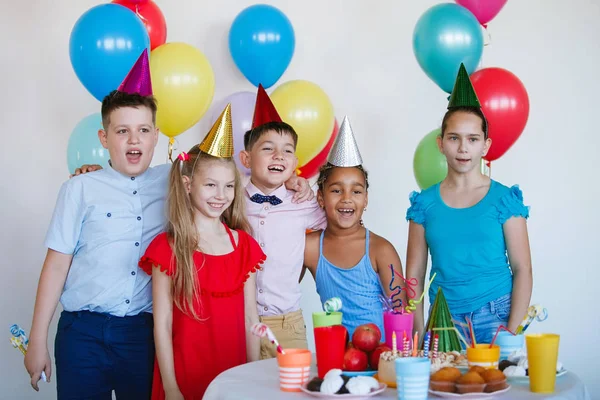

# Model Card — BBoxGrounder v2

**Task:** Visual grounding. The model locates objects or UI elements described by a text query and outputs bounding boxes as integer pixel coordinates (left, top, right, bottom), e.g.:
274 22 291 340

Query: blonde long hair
167 145 250 319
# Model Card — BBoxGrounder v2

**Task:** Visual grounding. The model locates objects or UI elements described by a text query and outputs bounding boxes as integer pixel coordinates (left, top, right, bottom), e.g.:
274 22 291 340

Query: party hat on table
448 63 480 109
423 288 462 352
252 84 282 128
198 103 234 158
117 49 153 96
326 116 363 167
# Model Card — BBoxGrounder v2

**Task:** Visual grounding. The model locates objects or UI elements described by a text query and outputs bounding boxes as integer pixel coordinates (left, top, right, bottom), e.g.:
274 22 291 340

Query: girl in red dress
139 108 265 399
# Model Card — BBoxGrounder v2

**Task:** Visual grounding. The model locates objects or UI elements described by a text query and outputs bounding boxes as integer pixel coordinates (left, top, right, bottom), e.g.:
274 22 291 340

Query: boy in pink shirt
239 85 326 359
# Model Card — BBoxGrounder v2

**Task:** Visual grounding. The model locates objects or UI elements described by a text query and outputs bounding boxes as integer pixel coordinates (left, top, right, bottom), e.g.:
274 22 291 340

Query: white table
204 358 591 400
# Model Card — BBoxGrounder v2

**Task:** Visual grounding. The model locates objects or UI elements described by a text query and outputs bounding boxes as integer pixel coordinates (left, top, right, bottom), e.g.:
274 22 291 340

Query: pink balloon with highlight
456 0 507 26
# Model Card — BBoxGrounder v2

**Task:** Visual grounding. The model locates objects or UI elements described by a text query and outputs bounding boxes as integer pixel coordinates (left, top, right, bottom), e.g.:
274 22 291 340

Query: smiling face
98 106 159 177
438 111 492 175
318 166 368 230
184 159 236 220
240 129 298 193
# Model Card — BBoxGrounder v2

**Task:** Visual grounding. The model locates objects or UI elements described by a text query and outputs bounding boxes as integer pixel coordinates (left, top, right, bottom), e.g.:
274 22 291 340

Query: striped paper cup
277 349 312 392
395 357 430 400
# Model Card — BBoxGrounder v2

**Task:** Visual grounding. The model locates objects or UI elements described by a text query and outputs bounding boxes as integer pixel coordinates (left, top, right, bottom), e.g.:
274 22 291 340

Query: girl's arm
503 217 533 332
374 236 408 312
302 232 320 280
25 249 72 390
152 267 183 399
405 222 429 336
244 273 260 362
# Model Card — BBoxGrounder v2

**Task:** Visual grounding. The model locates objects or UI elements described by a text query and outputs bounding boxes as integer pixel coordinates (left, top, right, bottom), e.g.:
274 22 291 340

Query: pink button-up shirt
245 182 326 316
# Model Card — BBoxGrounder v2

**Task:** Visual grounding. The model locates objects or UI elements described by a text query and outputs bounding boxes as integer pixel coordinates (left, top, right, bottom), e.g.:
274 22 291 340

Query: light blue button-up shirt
45 163 170 316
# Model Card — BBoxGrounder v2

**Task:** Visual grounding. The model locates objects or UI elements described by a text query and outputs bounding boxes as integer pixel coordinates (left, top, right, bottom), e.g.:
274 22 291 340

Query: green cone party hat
423 287 462 352
448 63 481 109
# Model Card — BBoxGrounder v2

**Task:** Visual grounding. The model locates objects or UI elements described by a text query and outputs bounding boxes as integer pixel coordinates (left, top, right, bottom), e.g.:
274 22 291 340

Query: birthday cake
377 351 401 386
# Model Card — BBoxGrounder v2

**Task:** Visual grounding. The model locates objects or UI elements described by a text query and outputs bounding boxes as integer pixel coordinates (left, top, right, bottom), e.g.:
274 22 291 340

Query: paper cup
526 334 560 393
466 344 500 369
314 325 347 378
395 357 430 400
312 311 342 328
495 331 524 360
383 311 413 350
277 349 311 392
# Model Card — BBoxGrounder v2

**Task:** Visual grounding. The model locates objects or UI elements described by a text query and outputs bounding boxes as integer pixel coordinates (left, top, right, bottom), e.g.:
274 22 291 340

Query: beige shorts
259 309 308 360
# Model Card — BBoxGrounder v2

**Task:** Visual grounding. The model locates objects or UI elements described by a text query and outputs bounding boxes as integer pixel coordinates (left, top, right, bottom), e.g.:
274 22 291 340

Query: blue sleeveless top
406 180 529 314
315 229 386 340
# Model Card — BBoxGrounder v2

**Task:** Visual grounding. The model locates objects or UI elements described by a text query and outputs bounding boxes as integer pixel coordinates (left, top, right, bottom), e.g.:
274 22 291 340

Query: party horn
251 323 285 354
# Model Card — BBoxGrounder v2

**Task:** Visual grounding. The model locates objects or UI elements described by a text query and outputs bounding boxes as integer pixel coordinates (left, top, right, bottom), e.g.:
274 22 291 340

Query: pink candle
432 334 439 359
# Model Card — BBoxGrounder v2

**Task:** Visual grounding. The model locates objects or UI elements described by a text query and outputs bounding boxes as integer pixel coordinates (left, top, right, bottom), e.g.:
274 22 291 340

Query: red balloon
471 67 530 162
112 0 166 50
297 120 339 178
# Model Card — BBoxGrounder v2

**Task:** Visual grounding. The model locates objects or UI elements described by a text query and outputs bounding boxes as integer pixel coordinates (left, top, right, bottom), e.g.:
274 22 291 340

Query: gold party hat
198 103 234 157
326 116 363 167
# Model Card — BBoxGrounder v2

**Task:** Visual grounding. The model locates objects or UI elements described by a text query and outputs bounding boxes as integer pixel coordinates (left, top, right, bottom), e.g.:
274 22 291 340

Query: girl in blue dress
405 65 533 343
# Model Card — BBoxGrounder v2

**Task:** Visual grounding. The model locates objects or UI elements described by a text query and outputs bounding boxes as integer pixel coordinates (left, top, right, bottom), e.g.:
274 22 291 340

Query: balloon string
135 4 148 23
168 137 175 162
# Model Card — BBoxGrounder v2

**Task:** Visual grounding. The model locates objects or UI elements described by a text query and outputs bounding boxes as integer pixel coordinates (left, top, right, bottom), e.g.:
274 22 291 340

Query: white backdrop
1 0 598 398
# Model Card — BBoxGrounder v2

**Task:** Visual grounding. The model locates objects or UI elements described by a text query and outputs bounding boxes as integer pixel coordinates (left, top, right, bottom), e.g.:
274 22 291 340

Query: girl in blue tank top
405 66 533 344
302 117 406 341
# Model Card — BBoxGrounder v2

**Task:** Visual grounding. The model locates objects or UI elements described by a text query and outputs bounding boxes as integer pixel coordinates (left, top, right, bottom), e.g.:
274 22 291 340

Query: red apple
369 344 392 369
343 348 368 371
352 324 382 352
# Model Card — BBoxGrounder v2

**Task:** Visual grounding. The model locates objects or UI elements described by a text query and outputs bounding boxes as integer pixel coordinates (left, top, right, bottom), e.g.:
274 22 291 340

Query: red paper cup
314 325 348 378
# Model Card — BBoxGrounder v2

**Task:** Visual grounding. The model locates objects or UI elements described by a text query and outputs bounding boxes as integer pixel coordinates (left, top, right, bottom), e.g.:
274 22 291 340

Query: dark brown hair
441 106 488 139
243 121 298 151
317 163 370 191
101 90 158 130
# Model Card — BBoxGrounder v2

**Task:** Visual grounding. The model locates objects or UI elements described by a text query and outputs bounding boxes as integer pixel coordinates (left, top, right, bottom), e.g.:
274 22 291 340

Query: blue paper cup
395 357 430 400
496 331 525 360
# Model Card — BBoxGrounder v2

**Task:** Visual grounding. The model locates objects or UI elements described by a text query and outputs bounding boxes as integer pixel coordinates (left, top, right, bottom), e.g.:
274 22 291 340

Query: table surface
204 358 591 400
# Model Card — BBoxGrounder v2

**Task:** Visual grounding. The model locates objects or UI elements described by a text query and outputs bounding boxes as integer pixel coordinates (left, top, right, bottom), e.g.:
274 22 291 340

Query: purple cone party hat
117 49 153 96
198 103 234 158
326 116 363 167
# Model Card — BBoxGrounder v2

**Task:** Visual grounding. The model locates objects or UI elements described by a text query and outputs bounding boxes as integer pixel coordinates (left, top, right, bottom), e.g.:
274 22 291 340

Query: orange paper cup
526 334 560 393
277 349 312 392
466 344 500 369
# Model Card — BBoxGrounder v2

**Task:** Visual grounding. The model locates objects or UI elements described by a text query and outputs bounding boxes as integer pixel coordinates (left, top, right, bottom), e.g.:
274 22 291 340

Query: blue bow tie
250 193 283 206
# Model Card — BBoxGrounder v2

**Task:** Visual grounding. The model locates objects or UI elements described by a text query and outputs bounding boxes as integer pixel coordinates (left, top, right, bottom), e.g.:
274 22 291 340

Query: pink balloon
209 91 256 175
456 0 507 26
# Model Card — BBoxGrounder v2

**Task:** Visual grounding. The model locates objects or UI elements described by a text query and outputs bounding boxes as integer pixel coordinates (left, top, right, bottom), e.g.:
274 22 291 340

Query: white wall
2 0 598 398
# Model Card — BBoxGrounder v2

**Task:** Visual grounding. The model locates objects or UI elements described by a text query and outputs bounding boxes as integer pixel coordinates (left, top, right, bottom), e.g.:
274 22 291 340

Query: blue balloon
69 4 150 101
229 4 295 89
67 113 110 174
413 3 484 93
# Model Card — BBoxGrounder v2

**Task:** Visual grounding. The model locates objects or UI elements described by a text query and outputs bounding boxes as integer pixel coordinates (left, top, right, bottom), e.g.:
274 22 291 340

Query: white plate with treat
301 383 387 398
429 385 511 398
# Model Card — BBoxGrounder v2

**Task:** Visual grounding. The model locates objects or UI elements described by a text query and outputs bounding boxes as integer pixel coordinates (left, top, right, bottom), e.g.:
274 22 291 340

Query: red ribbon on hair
177 152 189 162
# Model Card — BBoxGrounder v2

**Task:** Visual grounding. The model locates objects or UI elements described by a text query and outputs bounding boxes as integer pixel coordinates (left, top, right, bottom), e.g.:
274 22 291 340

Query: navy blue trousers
54 310 154 400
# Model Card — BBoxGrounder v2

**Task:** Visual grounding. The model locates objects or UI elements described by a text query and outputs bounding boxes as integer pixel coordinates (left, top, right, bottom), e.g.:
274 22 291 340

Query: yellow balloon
271 80 334 167
150 42 215 138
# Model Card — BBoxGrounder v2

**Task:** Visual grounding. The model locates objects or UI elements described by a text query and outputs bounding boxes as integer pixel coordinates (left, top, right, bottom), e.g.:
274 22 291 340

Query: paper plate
506 368 567 382
342 370 377 377
300 383 387 398
429 385 511 398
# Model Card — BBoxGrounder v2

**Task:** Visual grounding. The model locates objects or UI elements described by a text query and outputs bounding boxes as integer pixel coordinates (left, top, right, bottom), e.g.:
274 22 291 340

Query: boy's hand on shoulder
70 164 103 178
285 175 315 203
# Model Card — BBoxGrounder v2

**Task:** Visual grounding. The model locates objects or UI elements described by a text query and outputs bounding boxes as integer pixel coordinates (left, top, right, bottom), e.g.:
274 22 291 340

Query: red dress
139 225 265 399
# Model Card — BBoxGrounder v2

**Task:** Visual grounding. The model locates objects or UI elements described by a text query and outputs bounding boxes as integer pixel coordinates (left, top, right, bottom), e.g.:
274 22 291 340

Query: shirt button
263 306 268 311
264 206 269 210
260 221 264 225
106 213 111 217
259 289 263 293
131 271 136 276
133 190 137 195
125 299 130 304
137 216 142 221
135 242 140 246
131 177 135 181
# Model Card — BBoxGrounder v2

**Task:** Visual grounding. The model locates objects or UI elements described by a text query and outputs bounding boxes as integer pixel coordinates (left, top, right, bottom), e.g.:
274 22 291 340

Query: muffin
430 367 462 393
481 369 508 393
469 366 487 376
455 371 486 394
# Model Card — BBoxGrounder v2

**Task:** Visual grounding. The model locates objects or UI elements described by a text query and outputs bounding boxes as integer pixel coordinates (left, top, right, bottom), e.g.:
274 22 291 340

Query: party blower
10 324 47 383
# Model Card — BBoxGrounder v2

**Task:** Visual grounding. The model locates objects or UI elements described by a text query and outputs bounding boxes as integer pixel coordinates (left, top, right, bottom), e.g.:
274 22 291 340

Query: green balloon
413 128 448 190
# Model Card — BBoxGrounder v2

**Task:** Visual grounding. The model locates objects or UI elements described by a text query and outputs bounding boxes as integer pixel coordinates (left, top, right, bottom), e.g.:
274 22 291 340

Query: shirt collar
106 160 152 183
245 180 289 201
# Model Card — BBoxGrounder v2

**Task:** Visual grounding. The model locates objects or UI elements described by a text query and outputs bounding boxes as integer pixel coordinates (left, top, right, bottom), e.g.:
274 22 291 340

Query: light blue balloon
69 4 150 101
413 3 484 93
229 4 295 89
67 113 110 174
